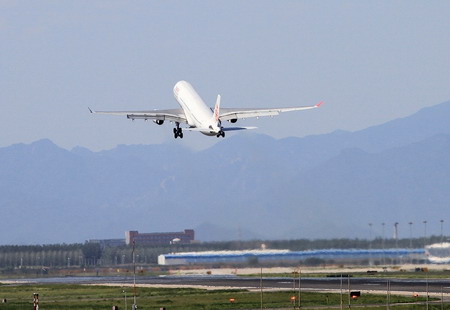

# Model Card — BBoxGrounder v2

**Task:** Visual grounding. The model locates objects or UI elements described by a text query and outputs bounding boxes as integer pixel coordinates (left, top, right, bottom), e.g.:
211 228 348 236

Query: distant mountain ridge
1 100 449 244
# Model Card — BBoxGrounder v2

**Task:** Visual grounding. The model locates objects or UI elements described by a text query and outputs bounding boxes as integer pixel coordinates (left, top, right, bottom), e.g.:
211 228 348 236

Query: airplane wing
218 102 323 122
89 108 187 124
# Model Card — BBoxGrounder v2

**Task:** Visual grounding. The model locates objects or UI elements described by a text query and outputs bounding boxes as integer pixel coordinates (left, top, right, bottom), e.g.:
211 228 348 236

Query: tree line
0 235 445 268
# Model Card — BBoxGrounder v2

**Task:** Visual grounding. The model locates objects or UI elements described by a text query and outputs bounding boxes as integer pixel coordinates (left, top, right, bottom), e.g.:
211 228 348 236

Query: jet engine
154 120 164 125
229 119 237 123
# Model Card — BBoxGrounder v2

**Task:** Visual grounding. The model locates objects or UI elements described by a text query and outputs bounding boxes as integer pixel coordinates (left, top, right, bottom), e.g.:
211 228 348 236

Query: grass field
0 283 440 309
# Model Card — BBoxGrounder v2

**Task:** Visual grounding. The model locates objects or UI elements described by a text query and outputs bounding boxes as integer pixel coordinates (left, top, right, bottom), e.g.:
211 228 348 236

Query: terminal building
125 229 195 246
158 248 426 265
426 242 450 263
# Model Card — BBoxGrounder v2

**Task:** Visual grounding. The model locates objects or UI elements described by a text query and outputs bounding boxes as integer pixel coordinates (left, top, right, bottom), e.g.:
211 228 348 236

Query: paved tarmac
135 276 450 295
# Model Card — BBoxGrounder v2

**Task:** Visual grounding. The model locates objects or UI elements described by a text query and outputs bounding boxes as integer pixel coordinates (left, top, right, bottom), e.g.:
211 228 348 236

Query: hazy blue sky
1 1 449 151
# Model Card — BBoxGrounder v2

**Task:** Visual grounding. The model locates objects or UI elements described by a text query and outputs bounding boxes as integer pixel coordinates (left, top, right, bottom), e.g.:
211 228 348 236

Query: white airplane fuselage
173 80 221 136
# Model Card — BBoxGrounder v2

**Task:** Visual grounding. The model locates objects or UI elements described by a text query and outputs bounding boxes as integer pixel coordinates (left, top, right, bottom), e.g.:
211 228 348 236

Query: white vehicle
89 80 322 139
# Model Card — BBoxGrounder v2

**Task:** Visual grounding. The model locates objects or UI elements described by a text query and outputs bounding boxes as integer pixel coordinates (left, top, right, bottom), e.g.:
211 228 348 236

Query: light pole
386 280 390 309
408 222 413 248
123 289 127 310
423 220 428 247
382 223 386 265
440 220 444 244
394 223 399 245
292 270 296 309
394 222 399 264
298 268 301 309
368 223 373 265
340 274 343 310
260 267 263 310
408 222 413 264
132 240 137 310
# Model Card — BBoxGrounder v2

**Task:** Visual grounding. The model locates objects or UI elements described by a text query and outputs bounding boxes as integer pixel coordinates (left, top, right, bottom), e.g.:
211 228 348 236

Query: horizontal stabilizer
222 126 257 131
183 127 257 132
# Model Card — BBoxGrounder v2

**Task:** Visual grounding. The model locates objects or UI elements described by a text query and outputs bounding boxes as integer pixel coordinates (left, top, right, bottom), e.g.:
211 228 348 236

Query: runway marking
277 281 293 284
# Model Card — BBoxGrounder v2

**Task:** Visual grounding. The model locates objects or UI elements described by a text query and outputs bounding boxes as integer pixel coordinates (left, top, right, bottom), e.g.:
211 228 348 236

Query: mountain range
1 100 450 244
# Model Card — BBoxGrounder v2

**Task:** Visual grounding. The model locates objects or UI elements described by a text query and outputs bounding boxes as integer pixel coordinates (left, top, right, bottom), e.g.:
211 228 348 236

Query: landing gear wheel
173 126 183 139
177 128 183 139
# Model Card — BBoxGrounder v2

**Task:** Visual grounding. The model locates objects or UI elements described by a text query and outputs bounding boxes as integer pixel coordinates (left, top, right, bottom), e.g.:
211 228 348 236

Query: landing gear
173 123 183 139
216 130 225 138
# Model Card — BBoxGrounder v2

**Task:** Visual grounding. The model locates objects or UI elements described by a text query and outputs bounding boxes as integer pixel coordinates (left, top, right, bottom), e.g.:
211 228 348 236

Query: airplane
89 80 323 139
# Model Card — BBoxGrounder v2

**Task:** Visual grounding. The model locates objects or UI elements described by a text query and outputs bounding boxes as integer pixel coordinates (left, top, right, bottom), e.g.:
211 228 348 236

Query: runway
127 276 450 295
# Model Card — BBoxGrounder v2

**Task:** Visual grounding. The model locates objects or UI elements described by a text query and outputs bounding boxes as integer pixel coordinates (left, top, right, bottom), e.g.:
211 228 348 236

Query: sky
1 1 450 151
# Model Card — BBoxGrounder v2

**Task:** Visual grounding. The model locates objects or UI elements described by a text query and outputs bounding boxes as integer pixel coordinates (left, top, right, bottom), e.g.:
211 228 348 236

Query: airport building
425 242 450 263
158 248 425 265
125 229 195 246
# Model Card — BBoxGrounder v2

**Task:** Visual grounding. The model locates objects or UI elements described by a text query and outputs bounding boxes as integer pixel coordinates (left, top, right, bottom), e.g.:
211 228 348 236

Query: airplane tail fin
213 94 221 122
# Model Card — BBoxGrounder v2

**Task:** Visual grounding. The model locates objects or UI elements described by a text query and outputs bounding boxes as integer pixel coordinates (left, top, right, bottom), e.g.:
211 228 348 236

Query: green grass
0 283 440 309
